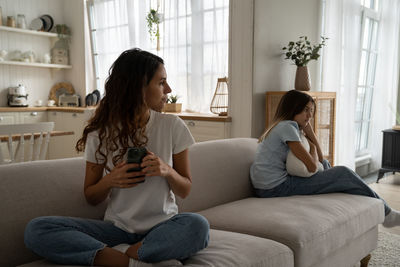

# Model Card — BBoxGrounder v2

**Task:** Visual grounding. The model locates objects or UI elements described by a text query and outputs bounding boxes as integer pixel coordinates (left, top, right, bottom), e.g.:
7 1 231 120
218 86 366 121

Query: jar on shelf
7 16 16 27
17 14 27 29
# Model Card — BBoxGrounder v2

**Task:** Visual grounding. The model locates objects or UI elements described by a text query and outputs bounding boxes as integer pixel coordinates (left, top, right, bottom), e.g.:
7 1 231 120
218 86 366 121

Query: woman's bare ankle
125 242 142 260
94 247 130 267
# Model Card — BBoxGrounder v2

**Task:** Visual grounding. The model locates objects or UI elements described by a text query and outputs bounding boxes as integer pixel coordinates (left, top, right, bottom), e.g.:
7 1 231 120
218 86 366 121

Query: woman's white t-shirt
84 110 195 233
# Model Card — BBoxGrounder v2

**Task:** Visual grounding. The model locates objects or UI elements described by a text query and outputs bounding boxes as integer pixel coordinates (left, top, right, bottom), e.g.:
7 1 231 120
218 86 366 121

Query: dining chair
0 122 55 164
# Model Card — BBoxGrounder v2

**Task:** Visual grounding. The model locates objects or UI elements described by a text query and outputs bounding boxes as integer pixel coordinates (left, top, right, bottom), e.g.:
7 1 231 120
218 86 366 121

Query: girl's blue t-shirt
250 120 301 190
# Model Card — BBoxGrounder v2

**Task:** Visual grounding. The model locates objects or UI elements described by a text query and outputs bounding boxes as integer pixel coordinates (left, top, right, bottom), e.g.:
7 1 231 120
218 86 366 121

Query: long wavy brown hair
259 90 315 142
76 48 164 170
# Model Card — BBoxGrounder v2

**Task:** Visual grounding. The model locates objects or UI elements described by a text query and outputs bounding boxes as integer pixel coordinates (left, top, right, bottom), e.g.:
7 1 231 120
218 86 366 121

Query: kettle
7 84 28 107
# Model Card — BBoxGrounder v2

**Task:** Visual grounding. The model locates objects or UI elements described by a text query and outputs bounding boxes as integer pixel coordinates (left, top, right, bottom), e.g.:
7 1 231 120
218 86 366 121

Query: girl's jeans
24 212 209 266
255 160 391 216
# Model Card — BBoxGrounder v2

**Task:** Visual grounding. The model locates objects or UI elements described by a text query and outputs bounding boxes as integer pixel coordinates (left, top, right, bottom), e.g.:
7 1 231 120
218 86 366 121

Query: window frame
355 1 381 157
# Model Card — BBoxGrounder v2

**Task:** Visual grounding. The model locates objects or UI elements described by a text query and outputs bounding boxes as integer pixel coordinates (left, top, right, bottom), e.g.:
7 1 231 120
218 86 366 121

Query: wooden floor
369 173 400 235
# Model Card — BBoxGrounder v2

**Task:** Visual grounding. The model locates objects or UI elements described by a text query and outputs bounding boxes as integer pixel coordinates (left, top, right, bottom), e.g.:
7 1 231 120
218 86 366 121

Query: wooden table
0 130 74 142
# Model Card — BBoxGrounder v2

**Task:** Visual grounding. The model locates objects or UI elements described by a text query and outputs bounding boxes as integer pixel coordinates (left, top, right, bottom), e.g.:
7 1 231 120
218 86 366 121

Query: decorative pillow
286 133 324 177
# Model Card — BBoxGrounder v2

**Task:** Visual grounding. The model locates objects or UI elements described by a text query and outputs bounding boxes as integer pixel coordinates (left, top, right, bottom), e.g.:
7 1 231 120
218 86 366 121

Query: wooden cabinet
265 91 336 164
19 111 47 123
184 120 231 142
47 111 91 159
0 112 18 125
0 111 47 124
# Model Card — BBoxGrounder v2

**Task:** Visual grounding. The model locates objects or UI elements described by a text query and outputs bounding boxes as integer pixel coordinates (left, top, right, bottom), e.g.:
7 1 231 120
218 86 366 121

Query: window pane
204 11 214 42
177 47 187 73
203 44 213 73
360 121 370 149
374 0 379 11
216 9 228 41
370 20 378 51
367 53 377 86
178 17 187 45
355 122 362 151
358 51 368 85
363 87 373 120
362 18 371 49
93 0 128 29
203 0 214 10
356 87 366 121
363 0 372 8
215 0 226 8
178 0 188 16
95 26 130 53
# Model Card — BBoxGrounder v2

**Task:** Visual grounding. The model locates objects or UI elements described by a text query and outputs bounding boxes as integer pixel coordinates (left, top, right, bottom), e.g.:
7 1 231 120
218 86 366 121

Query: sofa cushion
0 158 107 267
18 229 294 267
177 138 258 212
198 194 385 267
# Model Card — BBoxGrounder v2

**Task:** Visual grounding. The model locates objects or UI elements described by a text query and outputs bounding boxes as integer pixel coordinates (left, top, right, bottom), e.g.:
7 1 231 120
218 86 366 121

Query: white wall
63 0 87 102
0 0 86 107
252 0 321 137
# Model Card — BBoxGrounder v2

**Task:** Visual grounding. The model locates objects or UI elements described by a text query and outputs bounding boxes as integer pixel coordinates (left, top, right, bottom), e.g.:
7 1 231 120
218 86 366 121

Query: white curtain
321 0 361 169
88 0 229 113
369 0 400 171
321 0 400 170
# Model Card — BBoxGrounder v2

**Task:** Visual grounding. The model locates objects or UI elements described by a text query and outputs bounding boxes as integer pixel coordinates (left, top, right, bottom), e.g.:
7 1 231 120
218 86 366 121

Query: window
87 0 229 113
355 0 380 155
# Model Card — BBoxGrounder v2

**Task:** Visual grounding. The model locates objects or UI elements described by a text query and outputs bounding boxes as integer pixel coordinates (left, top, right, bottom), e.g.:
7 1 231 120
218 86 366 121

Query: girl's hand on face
103 161 145 189
303 122 316 138
141 151 172 178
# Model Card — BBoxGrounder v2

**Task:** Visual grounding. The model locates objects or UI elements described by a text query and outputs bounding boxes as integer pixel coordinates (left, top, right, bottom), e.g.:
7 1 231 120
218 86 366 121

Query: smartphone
126 147 147 175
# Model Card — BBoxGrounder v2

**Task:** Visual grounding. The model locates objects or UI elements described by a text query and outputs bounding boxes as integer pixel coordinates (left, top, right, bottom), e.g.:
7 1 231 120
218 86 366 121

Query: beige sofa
0 138 384 267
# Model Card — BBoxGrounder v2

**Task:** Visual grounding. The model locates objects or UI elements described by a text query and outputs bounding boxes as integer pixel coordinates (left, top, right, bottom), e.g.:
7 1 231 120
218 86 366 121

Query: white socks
112 243 182 267
383 210 400 228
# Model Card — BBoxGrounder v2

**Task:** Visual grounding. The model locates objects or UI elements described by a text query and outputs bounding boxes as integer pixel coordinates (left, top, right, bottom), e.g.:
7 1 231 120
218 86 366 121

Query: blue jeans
255 160 391 216
24 213 209 265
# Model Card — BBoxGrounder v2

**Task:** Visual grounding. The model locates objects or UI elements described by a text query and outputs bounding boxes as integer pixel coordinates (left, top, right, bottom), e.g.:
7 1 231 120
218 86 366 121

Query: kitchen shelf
0 25 62 38
0 60 72 69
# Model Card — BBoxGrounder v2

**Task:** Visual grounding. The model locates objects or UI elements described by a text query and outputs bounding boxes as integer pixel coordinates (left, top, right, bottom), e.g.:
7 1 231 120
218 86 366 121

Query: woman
250 90 400 228
24 48 209 267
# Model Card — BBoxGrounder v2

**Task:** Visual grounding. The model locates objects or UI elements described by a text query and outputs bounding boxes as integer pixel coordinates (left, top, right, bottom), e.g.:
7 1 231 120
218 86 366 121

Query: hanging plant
146 9 163 50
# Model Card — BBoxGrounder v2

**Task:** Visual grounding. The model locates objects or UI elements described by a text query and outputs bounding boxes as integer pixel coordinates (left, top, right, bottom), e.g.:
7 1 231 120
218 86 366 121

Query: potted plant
163 94 182 113
283 36 327 91
146 9 163 51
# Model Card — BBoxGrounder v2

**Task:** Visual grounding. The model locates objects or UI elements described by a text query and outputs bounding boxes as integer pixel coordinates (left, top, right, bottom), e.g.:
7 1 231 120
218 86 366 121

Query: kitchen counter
0 107 232 122
0 106 94 113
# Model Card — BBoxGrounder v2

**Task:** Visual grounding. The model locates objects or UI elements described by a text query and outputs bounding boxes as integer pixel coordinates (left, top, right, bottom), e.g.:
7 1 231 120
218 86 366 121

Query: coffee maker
7 84 28 107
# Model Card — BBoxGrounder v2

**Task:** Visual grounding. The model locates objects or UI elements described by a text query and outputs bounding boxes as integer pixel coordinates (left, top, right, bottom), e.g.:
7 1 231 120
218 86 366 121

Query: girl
24 48 209 267
250 90 400 228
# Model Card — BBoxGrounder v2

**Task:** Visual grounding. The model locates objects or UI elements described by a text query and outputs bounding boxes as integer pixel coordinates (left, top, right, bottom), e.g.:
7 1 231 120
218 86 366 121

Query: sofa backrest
0 157 107 267
176 138 258 212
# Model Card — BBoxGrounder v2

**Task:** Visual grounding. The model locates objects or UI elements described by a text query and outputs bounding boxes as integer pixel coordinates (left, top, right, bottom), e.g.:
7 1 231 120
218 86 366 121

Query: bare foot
126 242 142 260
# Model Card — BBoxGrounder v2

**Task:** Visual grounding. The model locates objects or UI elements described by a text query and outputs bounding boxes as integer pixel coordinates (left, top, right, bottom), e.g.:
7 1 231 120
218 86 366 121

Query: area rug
369 230 400 266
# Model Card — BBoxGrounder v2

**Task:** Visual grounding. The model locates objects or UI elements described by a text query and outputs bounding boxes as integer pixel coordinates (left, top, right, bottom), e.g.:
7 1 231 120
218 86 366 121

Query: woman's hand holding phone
102 161 146 189
141 151 172 178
